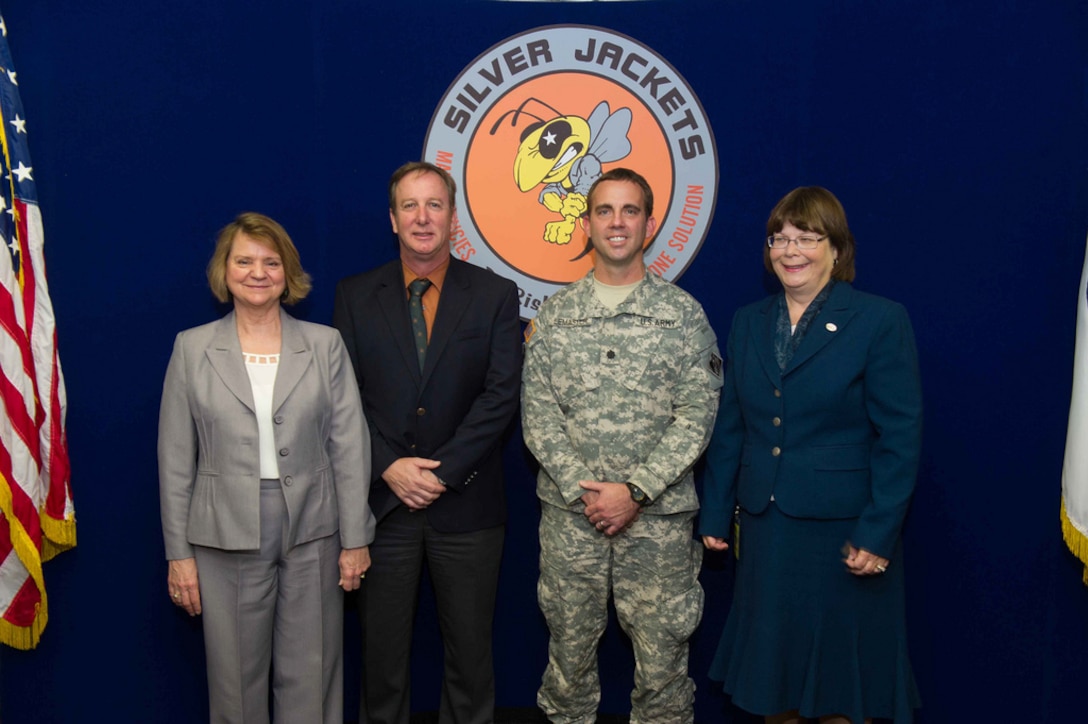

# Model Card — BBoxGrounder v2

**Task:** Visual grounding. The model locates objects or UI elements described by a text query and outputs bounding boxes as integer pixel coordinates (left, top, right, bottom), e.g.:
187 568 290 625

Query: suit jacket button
283 476 293 486
274 415 285 424
771 446 781 457
773 389 782 398
772 417 781 426
416 407 426 416
279 447 289 456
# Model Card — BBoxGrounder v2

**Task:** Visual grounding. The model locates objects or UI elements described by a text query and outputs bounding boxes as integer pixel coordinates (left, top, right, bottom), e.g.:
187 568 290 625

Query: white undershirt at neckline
243 352 280 479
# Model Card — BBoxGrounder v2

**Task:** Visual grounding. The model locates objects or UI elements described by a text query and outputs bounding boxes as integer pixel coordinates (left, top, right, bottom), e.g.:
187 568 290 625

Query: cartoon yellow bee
489 99 633 245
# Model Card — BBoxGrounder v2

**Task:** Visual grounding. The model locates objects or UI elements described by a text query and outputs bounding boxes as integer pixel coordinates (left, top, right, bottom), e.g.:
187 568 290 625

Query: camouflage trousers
536 503 704 724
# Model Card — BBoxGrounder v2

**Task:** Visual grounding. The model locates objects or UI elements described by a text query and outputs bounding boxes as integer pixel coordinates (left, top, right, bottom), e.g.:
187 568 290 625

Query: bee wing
586 101 611 138
587 106 633 163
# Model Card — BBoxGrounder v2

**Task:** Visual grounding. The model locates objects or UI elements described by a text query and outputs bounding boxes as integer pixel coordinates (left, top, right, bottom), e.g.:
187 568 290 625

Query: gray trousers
537 504 704 724
195 479 344 724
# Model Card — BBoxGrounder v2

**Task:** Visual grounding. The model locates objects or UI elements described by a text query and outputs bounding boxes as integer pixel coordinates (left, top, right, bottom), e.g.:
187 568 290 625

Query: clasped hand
384 457 445 510
580 480 640 536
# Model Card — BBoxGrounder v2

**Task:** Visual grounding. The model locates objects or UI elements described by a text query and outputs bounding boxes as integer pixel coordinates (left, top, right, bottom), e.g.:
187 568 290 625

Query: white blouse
244 352 280 480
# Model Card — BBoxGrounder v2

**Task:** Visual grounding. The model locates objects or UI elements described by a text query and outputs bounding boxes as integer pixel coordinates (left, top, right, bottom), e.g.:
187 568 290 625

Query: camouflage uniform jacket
522 271 722 514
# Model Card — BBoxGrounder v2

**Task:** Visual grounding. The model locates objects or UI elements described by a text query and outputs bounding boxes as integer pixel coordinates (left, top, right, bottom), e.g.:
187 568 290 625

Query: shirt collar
402 257 450 293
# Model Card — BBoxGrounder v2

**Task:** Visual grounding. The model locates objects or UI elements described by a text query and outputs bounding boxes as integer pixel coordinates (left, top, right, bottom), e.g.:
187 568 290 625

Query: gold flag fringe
0 497 49 649
1060 497 1088 585
0 477 60 650
41 510 77 562
0 599 47 650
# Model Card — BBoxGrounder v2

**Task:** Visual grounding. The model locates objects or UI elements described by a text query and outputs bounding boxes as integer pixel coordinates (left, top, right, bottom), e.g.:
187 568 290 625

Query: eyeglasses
766 234 828 250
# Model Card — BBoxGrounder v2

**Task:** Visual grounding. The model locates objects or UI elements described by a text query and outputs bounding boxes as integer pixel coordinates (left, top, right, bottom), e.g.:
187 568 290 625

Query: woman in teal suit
700 187 922 724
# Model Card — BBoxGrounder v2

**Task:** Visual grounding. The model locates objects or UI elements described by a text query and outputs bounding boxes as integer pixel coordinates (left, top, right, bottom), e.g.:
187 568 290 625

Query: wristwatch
626 483 651 507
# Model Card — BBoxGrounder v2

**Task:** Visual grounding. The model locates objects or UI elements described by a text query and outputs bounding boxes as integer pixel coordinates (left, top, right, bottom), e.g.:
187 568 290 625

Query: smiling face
769 221 838 301
582 179 657 284
225 233 286 312
390 169 454 272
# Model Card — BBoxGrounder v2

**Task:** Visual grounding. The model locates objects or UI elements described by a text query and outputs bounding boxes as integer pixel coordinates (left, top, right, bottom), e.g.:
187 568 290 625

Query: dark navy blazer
333 258 523 534
698 282 922 558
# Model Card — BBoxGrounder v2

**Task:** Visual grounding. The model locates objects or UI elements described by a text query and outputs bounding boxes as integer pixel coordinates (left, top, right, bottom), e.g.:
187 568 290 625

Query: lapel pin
825 322 838 332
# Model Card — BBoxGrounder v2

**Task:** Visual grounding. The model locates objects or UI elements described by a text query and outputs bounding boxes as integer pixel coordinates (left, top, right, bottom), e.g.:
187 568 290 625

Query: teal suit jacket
698 283 922 558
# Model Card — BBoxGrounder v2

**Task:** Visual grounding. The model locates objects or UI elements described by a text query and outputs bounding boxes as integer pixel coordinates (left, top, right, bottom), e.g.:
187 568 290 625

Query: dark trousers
360 505 504 724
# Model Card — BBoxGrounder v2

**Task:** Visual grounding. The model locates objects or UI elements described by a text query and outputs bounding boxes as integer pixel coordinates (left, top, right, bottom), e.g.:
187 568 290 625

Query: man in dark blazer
333 161 522 724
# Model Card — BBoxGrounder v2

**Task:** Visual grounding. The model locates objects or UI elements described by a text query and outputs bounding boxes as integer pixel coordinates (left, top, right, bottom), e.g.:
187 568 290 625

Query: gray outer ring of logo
423 24 718 320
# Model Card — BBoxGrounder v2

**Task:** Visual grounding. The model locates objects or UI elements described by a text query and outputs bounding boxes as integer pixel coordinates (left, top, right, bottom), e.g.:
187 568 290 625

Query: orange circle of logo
465 73 672 285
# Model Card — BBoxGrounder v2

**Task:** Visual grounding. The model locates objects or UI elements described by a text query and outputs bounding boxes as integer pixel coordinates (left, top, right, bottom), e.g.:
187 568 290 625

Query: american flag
0 14 76 650
1063 236 1088 585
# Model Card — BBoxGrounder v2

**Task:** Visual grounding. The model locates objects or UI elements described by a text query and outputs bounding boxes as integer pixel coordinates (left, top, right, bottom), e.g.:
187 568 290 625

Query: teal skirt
710 502 920 723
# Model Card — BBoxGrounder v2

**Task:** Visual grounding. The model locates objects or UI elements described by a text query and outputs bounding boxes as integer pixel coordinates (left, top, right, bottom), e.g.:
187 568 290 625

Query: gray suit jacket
159 309 374 560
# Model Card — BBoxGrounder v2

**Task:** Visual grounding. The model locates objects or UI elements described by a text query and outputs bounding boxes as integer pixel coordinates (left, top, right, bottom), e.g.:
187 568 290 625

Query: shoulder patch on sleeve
524 319 537 343
709 353 723 378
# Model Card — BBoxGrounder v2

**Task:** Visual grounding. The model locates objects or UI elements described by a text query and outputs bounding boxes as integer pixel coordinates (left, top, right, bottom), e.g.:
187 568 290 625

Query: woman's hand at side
702 535 730 552
338 546 371 591
843 544 890 576
167 558 202 616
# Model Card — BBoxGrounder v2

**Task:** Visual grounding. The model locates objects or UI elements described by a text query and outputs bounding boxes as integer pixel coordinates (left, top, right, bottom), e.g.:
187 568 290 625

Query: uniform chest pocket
604 326 684 393
608 348 650 392
552 361 601 409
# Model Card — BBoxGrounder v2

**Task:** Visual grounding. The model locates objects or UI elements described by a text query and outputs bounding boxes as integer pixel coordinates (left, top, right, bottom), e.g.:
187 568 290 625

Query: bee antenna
488 98 554 135
532 99 564 117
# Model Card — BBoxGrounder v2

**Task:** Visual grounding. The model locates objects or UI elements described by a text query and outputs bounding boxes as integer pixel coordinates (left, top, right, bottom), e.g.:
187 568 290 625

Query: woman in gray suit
159 212 374 724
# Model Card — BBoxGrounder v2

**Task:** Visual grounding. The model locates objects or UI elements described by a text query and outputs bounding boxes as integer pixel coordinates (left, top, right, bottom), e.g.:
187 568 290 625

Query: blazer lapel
752 296 783 387
376 265 423 384
783 282 859 376
272 310 313 413
205 311 255 413
420 260 469 387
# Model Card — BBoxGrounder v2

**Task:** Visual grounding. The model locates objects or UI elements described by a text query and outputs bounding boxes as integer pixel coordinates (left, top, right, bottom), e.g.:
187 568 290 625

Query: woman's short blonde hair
206 212 312 305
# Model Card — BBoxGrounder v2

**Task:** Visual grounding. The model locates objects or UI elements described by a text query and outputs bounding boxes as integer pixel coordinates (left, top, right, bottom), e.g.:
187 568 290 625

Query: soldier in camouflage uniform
522 168 722 724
